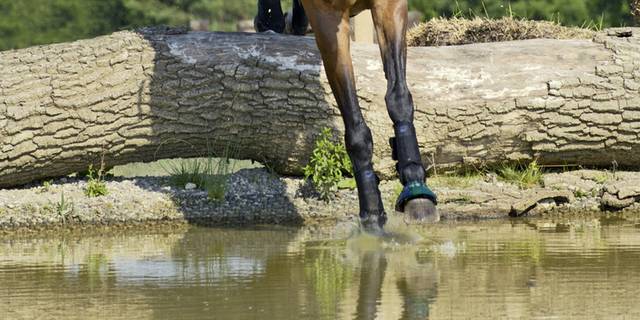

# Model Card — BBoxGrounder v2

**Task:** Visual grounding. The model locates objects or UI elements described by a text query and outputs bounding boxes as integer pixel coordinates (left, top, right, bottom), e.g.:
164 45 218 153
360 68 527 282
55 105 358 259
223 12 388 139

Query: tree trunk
1 27 640 188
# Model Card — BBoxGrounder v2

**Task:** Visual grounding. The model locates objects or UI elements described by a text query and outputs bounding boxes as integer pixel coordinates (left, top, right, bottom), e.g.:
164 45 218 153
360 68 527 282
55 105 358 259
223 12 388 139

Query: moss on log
1 27 640 188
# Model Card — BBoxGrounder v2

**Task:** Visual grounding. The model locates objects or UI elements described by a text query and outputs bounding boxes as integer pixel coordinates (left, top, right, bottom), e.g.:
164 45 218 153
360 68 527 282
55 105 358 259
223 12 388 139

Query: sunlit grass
496 161 543 189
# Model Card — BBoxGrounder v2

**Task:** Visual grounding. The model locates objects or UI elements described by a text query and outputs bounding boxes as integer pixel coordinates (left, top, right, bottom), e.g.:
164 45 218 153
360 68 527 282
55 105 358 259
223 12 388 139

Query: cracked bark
1 27 640 188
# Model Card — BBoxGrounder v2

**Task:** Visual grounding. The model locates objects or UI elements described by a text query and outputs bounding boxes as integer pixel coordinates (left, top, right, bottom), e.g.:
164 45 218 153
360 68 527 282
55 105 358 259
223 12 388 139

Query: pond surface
2 216 640 319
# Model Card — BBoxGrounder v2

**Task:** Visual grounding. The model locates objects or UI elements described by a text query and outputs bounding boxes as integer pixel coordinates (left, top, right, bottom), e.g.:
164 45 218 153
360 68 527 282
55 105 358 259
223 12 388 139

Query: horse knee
345 123 373 166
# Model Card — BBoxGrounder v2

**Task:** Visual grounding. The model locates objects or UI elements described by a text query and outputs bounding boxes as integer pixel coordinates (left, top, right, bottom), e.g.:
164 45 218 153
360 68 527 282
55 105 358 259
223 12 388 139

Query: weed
581 13 605 31
337 178 357 190
303 128 354 201
38 180 53 194
574 189 590 198
163 145 237 202
594 173 609 184
497 160 543 189
54 191 74 224
85 164 109 197
166 158 209 188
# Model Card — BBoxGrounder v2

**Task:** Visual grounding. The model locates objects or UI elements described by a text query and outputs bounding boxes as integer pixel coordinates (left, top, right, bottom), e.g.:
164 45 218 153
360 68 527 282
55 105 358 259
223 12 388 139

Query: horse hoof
403 198 439 223
360 214 386 236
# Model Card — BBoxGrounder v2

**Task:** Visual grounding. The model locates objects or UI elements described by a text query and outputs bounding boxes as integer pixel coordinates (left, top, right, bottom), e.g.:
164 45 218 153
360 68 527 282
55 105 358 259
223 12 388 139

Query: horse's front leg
255 0 285 33
301 2 386 232
371 0 438 222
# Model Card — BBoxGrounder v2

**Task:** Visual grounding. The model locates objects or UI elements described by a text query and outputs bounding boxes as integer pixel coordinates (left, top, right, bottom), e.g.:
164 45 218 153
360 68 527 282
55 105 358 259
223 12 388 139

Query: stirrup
395 181 438 212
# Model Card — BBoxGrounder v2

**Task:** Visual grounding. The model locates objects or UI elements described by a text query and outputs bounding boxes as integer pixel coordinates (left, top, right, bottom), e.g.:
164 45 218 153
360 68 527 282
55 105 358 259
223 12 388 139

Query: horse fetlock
359 212 387 234
355 168 385 223
390 122 425 184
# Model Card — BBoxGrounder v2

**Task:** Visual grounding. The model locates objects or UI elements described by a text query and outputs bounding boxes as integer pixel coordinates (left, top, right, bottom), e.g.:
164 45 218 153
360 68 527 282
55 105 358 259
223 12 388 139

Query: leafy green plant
497 160 543 189
304 128 354 200
85 164 109 197
38 180 53 194
574 189 592 198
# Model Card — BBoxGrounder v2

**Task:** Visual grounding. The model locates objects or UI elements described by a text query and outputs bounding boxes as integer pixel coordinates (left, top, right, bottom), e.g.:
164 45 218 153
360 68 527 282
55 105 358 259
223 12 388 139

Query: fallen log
1 27 640 188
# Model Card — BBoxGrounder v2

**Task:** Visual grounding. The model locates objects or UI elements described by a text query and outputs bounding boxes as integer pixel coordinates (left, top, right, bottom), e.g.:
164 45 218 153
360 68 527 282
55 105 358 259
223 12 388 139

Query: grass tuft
496 160 543 189
163 145 237 202
54 191 74 224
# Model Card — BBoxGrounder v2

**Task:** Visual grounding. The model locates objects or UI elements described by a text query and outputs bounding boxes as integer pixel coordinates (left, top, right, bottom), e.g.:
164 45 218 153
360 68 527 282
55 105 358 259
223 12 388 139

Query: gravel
1 168 639 231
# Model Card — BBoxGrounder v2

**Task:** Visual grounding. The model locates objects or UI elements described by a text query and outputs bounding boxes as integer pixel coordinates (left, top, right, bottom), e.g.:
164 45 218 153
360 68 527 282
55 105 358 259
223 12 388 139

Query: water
2 217 640 320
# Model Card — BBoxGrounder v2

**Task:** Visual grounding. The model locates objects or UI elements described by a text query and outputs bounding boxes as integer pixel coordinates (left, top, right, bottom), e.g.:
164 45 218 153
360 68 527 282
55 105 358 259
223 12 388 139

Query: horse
255 0 438 232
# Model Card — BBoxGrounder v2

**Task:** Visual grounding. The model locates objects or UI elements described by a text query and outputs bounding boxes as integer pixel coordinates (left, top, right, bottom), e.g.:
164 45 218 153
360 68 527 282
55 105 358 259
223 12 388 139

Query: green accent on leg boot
395 181 438 212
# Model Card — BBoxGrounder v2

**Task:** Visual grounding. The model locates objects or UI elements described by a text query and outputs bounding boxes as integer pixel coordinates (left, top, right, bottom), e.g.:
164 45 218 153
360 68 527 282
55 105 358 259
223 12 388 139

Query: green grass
574 189 592 198
496 161 543 189
594 173 610 184
111 158 259 177
54 191 74 224
162 146 238 202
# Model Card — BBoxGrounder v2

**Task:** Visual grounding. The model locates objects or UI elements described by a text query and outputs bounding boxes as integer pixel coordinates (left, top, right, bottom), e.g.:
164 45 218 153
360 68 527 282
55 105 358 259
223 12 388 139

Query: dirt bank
1 168 639 232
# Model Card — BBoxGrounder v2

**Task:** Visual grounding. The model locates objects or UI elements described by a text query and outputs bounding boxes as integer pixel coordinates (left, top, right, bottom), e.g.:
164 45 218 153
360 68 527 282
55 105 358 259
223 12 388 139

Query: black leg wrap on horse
254 1 285 33
390 122 438 212
389 122 425 185
354 167 387 229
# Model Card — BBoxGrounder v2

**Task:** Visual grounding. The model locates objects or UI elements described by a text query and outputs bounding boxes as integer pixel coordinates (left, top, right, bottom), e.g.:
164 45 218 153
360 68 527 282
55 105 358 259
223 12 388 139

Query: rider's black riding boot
254 0 285 33
355 165 386 233
390 122 437 212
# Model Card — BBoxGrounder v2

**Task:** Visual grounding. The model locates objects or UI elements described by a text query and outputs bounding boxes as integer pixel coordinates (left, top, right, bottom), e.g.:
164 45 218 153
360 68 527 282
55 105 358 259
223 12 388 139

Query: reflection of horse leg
288 0 309 35
356 251 387 320
396 261 439 319
371 0 438 222
301 1 386 232
255 0 285 33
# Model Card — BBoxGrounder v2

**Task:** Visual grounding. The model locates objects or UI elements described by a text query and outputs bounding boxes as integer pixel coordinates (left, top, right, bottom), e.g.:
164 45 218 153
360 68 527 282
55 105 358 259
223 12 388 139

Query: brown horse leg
301 3 386 232
371 0 438 222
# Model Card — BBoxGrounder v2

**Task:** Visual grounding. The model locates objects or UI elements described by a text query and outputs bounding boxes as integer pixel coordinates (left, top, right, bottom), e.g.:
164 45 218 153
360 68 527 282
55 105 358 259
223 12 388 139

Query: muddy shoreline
1 168 639 233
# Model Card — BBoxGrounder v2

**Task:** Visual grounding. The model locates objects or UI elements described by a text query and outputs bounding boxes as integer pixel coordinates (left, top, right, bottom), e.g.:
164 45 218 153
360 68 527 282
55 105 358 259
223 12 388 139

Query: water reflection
1 217 640 319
